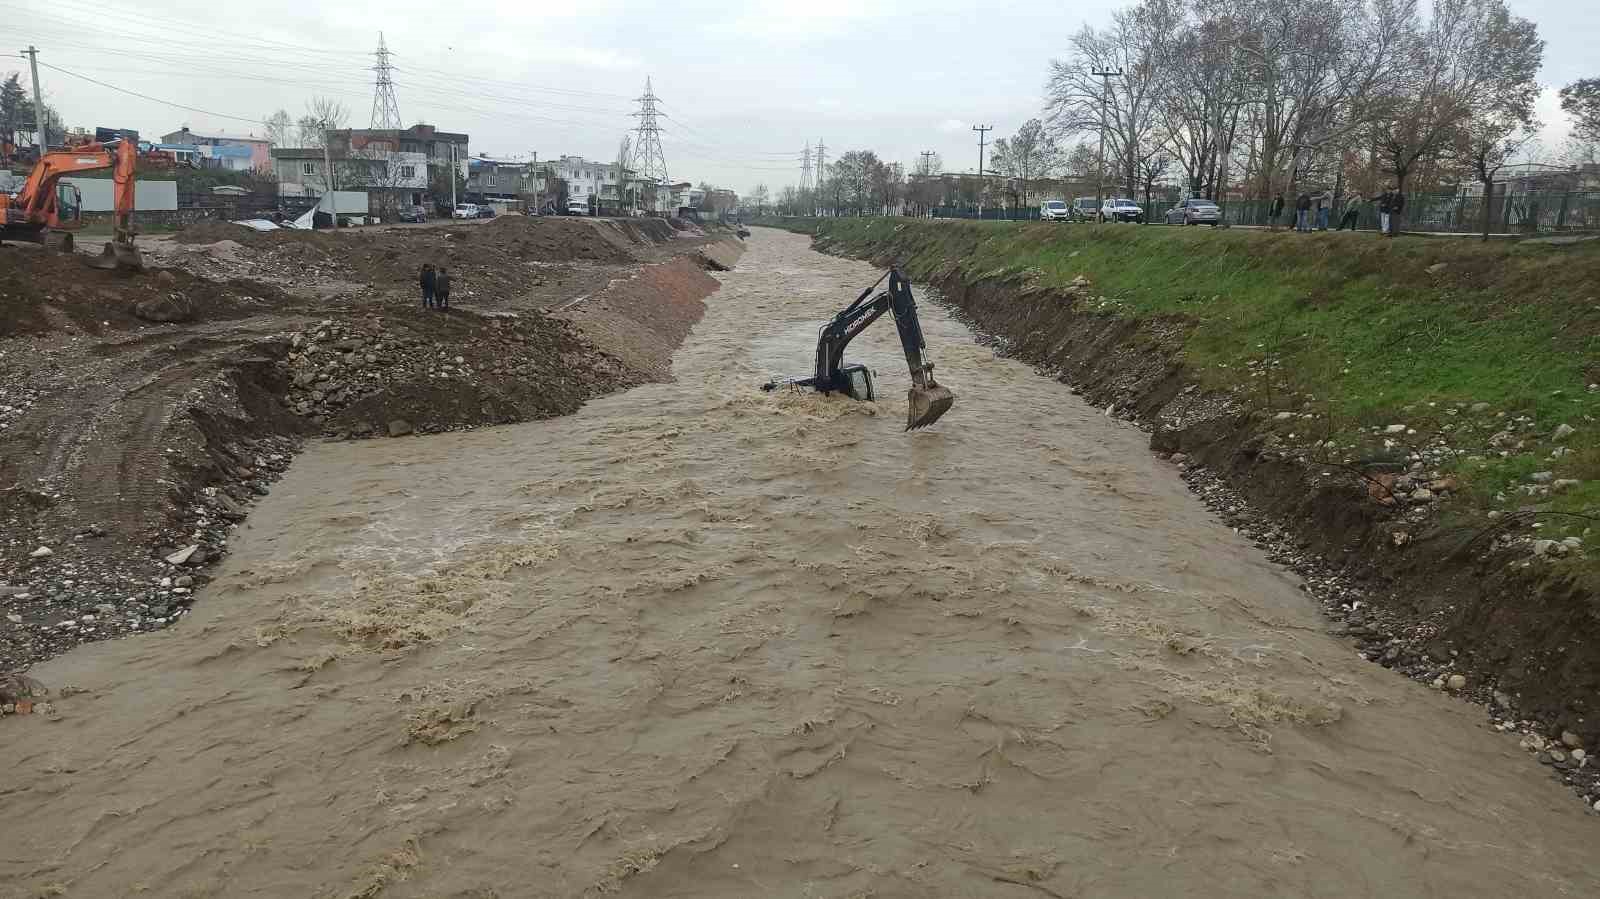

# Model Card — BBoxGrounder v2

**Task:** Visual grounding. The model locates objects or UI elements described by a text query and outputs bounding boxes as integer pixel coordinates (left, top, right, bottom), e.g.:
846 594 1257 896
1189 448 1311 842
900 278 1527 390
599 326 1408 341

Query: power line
32 59 268 125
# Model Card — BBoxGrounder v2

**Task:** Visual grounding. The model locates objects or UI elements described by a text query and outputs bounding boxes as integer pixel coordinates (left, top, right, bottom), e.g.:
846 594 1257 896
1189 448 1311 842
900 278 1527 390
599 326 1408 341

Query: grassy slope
785 218 1600 560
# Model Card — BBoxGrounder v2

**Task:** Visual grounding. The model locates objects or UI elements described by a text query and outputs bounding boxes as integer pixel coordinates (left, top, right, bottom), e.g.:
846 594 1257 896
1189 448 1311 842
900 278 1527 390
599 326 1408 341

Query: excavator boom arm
5 140 136 226
764 268 955 430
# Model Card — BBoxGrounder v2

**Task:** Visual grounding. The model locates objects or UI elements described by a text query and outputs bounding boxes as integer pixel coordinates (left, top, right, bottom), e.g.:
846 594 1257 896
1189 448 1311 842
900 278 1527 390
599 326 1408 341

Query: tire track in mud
2 230 1598 899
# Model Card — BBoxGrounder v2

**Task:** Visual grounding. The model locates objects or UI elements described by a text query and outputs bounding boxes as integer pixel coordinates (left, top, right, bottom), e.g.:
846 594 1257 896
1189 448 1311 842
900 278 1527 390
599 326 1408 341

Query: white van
566 199 590 216
1039 199 1071 221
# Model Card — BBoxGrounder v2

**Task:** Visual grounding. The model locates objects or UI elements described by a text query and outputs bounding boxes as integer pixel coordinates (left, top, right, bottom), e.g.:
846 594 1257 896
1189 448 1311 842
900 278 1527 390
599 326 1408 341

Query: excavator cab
56 182 82 225
839 363 876 402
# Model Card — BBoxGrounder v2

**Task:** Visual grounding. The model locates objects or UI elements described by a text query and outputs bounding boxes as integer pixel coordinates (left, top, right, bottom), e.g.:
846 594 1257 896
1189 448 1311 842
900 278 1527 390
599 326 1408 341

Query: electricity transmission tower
370 33 402 130
800 142 812 193
629 77 670 197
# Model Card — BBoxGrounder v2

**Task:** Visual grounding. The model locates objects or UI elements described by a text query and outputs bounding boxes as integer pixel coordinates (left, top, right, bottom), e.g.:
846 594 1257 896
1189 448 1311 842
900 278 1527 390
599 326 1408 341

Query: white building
554 155 626 208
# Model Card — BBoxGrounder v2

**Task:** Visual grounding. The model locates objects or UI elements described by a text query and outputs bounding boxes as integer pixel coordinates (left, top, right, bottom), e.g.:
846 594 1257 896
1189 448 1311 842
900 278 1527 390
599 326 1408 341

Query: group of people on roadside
418 263 453 310
1269 185 1406 237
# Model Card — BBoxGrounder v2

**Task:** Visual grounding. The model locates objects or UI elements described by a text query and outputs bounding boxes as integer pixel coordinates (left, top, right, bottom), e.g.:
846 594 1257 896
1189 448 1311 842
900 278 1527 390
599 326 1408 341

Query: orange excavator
0 137 144 271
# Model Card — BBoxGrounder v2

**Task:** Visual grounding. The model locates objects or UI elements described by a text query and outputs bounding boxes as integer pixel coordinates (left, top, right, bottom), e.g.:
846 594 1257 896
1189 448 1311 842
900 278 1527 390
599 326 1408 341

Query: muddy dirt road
4 230 1596 898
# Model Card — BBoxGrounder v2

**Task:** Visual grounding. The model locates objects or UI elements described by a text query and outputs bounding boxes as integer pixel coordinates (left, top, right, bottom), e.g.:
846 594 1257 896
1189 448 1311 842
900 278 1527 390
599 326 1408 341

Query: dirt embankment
0 220 742 676
795 225 1600 790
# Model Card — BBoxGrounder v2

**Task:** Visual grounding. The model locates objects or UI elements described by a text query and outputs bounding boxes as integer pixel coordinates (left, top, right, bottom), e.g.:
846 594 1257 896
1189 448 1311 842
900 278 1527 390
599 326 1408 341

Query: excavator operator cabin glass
57 183 81 224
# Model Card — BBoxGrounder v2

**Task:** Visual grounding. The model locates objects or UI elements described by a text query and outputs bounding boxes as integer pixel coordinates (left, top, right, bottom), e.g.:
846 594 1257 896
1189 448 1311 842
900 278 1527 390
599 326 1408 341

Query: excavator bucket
906 384 955 431
89 241 145 272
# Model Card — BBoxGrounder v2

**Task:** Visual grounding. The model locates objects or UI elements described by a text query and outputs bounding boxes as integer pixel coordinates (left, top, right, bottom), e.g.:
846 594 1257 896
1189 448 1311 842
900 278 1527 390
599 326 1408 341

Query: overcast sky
7 0 1593 194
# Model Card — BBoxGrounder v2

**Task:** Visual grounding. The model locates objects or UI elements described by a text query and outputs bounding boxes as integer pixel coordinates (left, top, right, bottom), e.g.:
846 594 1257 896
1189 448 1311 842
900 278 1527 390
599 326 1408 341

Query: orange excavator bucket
86 140 143 271
88 240 145 272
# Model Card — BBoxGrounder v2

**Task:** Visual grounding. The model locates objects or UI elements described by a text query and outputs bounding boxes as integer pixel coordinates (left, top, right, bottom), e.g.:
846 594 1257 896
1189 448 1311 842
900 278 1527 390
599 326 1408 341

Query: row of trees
760 0 1593 235
1042 0 1546 218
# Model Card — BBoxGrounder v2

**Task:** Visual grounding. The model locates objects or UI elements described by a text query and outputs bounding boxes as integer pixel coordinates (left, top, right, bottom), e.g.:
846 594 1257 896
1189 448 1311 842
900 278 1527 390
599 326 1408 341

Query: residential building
328 124 468 170
271 147 428 211
466 155 541 204
554 155 629 212
161 127 271 173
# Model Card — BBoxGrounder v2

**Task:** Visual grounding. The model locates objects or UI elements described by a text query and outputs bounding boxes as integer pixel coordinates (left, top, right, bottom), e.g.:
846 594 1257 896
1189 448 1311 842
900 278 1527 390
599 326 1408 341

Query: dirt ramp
558 247 739 381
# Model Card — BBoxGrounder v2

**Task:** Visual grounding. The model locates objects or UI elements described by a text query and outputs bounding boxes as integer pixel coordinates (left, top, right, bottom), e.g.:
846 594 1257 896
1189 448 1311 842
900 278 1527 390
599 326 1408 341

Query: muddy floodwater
5 230 1597 898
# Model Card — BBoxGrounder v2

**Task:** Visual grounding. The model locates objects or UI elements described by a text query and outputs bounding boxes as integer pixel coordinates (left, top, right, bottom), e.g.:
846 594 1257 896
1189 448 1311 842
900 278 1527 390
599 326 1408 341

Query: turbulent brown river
5 230 1597 897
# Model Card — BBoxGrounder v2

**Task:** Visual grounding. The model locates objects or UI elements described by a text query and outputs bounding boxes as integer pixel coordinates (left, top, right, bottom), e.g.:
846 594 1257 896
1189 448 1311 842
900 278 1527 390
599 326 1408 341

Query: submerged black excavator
762 267 955 430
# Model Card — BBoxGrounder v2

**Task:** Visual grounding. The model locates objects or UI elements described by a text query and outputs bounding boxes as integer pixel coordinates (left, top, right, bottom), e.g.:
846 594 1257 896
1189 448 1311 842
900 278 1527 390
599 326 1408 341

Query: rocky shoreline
914 264 1600 811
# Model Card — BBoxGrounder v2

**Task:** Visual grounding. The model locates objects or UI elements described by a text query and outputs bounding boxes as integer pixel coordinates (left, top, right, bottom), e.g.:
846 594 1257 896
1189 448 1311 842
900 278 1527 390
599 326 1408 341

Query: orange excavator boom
1 139 142 270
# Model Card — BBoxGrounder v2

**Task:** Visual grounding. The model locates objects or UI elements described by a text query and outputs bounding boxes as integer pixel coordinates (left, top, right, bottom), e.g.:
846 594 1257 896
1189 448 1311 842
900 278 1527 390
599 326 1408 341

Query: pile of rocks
279 310 615 434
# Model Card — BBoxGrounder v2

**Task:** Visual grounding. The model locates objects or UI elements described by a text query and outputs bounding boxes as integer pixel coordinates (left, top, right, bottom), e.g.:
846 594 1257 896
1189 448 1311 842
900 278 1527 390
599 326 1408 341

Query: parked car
1071 197 1099 222
1164 197 1221 226
1099 198 1144 223
475 205 496 219
398 205 427 223
566 199 590 216
452 203 479 219
1039 199 1071 222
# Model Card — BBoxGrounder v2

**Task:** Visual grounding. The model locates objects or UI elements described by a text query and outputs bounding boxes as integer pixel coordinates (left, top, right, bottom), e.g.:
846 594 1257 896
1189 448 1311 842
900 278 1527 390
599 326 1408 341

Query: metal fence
930 206 1044 221
1218 190 1600 233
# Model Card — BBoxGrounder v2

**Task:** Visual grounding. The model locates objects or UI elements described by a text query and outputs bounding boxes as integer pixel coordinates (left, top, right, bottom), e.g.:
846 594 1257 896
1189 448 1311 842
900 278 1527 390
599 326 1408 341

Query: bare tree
1045 0 1181 197
830 151 875 215
1559 78 1600 145
263 109 293 148
1235 0 1412 206
991 118 1063 211
615 134 633 212
1373 0 1542 224
296 115 324 149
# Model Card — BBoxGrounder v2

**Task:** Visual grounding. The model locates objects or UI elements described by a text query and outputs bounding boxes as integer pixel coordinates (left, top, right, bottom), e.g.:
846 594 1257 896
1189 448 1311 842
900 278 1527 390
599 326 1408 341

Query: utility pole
23 46 45 152
449 142 457 211
1091 68 1122 220
814 139 827 216
972 124 992 219
919 150 937 217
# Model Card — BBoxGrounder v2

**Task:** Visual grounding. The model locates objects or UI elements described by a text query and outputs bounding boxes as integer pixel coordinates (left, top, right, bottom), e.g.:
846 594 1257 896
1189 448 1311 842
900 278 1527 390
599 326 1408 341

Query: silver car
1165 198 1222 226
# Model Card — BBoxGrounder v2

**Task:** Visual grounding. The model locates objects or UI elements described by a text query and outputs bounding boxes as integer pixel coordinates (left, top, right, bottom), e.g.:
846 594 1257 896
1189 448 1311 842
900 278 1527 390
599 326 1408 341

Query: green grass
776 217 1600 563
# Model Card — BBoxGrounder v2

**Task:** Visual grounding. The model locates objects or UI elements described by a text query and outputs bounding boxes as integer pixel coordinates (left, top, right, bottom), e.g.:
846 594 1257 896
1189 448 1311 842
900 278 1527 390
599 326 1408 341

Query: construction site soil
1 217 741 674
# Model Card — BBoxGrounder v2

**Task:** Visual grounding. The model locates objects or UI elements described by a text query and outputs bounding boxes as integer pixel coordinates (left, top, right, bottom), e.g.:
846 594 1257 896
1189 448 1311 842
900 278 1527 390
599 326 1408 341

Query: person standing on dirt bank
420 263 436 308
1269 193 1285 231
1294 192 1312 232
435 267 452 311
